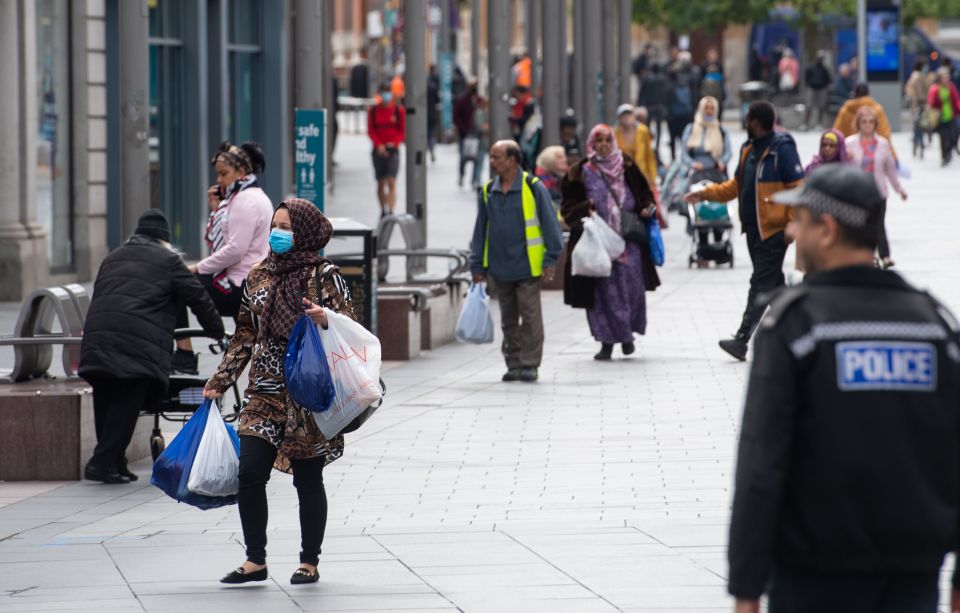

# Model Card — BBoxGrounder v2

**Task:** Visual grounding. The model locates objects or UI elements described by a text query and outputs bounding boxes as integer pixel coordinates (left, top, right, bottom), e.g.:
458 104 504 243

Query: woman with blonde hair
845 105 907 269
680 96 732 184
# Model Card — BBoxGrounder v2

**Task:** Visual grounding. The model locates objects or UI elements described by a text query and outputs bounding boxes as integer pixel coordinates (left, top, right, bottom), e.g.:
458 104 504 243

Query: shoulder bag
594 165 648 246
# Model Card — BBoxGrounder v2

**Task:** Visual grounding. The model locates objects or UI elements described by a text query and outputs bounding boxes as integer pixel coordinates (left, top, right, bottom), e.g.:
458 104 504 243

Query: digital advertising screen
866 7 900 80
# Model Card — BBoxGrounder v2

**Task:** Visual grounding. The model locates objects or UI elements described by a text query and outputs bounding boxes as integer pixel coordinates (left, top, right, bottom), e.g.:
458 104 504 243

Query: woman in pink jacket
845 106 908 270
173 141 274 374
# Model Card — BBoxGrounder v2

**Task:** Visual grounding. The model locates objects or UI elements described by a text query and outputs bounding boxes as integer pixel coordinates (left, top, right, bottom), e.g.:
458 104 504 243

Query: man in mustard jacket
685 101 804 360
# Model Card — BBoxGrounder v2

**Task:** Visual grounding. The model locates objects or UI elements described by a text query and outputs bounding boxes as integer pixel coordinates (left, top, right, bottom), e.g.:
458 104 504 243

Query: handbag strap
589 161 622 210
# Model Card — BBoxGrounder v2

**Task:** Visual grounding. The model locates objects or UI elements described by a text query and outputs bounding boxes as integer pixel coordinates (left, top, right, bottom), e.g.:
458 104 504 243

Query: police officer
727 164 960 613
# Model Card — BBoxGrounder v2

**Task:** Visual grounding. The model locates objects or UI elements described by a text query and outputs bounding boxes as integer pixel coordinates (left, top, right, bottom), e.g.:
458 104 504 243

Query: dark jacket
805 61 831 90
728 266 960 599
560 155 660 309
698 131 804 240
454 93 477 138
79 235 225 386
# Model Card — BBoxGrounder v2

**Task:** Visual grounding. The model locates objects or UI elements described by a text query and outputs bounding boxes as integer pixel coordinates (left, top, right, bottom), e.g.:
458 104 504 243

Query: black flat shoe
622 342 635 356
290 567 319 585
220 566 268 584
84 464 131 484
117 459 138 482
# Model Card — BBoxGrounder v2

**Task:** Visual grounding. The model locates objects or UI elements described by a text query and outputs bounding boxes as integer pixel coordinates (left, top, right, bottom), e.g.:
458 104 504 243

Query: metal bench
0 286 88 383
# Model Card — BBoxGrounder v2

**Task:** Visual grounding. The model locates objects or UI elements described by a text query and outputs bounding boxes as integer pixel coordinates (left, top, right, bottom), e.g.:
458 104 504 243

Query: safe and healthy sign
295 108 326 211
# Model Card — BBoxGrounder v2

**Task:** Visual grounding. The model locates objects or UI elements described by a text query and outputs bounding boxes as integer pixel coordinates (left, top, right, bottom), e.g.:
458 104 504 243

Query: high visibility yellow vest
482 172 545 278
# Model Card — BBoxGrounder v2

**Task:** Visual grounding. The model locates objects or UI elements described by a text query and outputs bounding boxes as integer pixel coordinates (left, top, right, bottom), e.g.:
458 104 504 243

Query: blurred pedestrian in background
81 210 224 484
561 125 660 361
681 96 732 184
470 141 563 383
846 106 907 270
174 141 272 375
614 104 658 190
803 51 832 131
905 58 933 159
777 48 799 93
639 63 671 154
534 145 568 208
560 114 583 166
804 129 850 174
684 101 804 361
667 51 699 161
368 81 406 217
834 83 892 144
699 48 726 121
453 80 486 187
928 66 960 167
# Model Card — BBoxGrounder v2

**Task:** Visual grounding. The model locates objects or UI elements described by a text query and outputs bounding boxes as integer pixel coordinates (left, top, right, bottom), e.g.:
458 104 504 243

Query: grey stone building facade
0 0 333 301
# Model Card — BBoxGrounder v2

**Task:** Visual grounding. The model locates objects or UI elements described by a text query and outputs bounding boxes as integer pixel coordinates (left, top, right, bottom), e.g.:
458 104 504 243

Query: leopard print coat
209 260 353 472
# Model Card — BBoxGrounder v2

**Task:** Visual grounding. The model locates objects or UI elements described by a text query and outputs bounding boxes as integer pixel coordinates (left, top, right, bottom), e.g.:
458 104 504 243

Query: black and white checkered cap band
791 186 869 228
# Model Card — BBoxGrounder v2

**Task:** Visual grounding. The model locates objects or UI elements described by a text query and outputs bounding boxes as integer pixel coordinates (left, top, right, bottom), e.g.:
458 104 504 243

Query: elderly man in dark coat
79 209 224 484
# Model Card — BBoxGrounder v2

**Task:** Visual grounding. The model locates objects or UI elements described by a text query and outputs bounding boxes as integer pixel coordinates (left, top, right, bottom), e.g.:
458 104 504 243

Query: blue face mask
269 228 294 254
381 92 393 104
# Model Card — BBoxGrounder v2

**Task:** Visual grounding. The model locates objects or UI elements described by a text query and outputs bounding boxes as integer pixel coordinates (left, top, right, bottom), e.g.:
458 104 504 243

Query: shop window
148 0 187 246
228 0 262 143
36 0 73 270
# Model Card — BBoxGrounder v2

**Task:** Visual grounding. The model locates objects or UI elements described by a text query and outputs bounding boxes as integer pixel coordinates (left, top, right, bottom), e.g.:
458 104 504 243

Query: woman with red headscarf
561 124 661 361
204 199 354 586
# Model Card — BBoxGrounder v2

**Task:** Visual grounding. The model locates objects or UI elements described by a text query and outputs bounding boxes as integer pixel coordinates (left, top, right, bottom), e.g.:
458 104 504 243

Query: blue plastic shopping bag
284 315 336 412
647 218 665 267
455 284 494 344
150 399 239 510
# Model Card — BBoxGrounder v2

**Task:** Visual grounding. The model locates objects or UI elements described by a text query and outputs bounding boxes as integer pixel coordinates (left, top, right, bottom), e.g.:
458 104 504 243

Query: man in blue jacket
470 140 564 383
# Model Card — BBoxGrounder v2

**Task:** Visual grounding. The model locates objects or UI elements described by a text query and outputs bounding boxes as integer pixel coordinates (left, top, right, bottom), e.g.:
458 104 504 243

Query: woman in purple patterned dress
561 124 661 360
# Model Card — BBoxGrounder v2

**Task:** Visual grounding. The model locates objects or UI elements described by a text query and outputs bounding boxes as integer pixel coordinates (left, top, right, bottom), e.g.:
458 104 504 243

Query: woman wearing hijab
804 129 850 174
680 96 732 184
204 199 354 585
561 125 661 361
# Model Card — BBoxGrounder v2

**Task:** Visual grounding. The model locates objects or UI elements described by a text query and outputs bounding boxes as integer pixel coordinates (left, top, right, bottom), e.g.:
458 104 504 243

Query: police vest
481 172 545 278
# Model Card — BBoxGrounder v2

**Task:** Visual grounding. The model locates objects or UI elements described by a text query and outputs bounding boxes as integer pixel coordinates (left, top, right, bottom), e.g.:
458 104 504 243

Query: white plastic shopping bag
455 283 495 344
571 216 613 277
590 213 626 259
187 405 239 497
313 309 383 438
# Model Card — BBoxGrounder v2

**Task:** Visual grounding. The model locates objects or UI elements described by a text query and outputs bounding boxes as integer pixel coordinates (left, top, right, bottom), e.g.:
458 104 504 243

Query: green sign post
295 108 326 210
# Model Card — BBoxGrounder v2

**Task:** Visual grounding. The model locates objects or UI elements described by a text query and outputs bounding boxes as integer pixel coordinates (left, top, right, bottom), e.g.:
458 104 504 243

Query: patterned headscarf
211 145 253 175
259 199 333 342
586 124 626 232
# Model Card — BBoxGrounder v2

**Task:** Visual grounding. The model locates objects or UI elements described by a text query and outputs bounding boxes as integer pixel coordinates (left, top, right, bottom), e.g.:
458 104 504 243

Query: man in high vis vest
470 140 564 383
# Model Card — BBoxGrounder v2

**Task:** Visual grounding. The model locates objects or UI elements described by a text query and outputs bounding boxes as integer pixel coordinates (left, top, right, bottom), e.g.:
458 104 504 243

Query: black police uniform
728 265 960 612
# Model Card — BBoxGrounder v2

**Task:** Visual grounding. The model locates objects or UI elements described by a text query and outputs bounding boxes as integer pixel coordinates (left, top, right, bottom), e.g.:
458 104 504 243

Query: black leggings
238 435 328 566
877 198 891 260
176 274 242 328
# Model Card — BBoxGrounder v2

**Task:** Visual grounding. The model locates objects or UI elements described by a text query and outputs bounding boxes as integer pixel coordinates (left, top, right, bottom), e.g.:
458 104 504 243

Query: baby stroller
143 328 243 460
686 179 734 268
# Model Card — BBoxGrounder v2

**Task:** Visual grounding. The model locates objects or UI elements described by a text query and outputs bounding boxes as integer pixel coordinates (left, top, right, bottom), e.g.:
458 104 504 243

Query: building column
540 0 561 147
0 0 49 300
487 0 511 143
580 0 601 129
117 0 150 240
602 0 617 123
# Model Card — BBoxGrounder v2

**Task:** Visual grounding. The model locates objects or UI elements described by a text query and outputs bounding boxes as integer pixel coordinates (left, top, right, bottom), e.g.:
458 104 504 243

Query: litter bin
326 218 377 332
739 81 773 125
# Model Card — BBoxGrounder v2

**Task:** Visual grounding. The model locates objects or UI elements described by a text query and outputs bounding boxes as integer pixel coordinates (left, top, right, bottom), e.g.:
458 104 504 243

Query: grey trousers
494 277 544 369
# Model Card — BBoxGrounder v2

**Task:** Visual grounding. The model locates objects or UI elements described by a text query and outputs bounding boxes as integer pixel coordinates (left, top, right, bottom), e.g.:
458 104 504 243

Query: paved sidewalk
2 128 958 611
